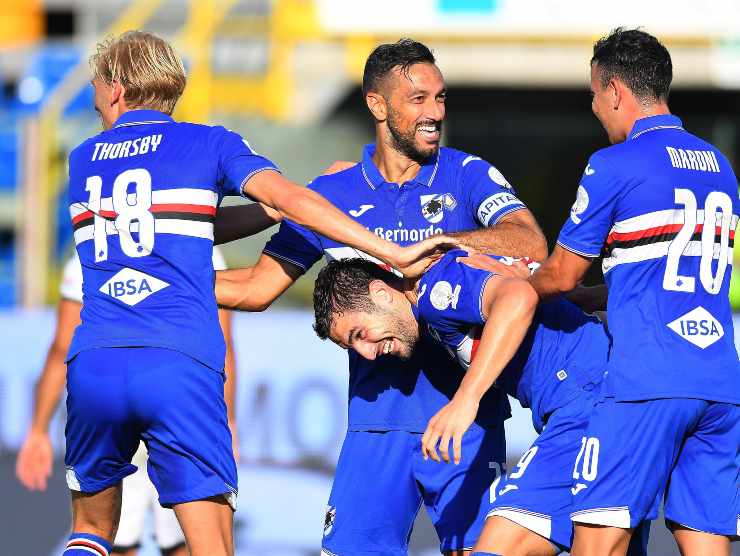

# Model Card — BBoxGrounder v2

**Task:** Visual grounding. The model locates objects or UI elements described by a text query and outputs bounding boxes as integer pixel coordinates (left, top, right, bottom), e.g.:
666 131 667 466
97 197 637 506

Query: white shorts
113 443 185 549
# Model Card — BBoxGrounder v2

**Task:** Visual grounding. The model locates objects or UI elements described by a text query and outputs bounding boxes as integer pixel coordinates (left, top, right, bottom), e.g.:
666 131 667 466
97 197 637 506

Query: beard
384 309 419 361
386 105 441 164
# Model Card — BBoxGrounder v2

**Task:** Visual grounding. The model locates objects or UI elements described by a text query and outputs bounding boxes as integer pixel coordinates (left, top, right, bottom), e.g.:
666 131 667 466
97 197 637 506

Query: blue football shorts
487 395 650 554
321 423 506 555
65 347 237 509
570 396 740 538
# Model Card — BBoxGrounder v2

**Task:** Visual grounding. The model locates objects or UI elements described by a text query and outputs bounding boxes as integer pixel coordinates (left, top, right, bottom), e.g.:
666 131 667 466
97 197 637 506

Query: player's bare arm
529 245 593 300
450 209 548 261
16 298 81 491
243 169 455 277
421 276 538 465
216 253 303 312
213 203 282 245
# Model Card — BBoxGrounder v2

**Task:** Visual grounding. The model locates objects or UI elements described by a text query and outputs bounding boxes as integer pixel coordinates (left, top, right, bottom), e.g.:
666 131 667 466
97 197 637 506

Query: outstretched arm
451 209 548 261
243 170 453 277
16 299 81 491
421 276 538 464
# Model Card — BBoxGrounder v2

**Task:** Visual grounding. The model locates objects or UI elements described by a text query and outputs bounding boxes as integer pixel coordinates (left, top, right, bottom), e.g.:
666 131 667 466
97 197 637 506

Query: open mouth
416 123 440 142
382 338 394 355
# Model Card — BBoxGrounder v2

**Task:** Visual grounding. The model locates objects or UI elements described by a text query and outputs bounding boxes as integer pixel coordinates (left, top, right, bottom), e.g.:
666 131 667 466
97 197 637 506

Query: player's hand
15 430 54 491
390 235 461 278
457 254 532 278
421 393 479 465
322 160 357 176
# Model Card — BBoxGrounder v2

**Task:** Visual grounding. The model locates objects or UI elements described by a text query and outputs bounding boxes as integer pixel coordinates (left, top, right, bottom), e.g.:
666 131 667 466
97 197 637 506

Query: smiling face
329 302 419 362
382 62 446 163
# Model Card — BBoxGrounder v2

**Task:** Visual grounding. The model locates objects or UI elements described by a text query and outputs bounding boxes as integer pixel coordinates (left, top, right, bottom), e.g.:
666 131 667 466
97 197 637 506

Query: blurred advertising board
316 0 740 37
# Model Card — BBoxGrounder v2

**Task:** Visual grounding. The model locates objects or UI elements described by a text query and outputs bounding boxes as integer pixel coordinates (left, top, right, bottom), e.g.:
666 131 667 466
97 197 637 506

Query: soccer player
64 31 447 556
310 255 650 556
216 39 547 554
16 247 237 555
527 28 740 556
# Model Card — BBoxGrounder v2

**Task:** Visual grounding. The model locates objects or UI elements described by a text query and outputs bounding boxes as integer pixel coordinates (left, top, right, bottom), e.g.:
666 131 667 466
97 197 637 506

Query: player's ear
609 78 621 111
110 81 125 107
366 91 387 122
368 279 393 307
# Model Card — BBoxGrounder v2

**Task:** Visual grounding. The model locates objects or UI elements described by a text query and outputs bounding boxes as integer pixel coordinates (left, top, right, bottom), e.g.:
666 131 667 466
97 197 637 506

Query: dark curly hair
591 28 672 104
313 258 400 340
362 38 436 97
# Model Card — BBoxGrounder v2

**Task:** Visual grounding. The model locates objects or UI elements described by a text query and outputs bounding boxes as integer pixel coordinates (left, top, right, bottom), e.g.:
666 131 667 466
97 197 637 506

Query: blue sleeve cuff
555 238 601 258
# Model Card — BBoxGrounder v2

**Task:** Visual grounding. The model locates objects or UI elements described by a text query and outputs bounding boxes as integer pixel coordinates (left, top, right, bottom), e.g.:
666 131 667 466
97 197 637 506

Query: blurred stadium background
0 1 738 554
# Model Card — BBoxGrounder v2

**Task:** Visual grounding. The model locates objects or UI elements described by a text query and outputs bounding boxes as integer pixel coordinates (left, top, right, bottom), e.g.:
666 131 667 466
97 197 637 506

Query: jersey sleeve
59 253 84 303
211 246 228 271
262 219 323 273
214 127 280 198
462 158 527 226
421 256 495 328
557 153 622 257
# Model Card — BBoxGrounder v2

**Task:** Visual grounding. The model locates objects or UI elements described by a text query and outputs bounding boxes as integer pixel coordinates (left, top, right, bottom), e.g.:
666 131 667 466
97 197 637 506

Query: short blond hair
90 30 186 115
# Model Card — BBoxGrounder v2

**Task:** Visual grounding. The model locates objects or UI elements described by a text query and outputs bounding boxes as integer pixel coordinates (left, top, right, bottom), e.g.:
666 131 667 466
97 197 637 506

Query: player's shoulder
439 146 487 170
419 249 466 290
417 250 470 321
439 146 514 187
173 121 231 141
69 131 107 162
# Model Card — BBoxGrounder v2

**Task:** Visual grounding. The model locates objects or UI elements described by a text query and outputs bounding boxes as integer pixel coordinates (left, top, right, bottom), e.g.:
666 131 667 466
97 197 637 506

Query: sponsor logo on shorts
666 306 724 349
65 466 81 490
99 267 169 306
498 484 519 496
571 483 587 495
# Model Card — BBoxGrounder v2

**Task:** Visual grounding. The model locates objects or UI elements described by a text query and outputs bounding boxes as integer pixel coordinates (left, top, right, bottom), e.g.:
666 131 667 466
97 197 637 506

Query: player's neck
372 139 422 186
402 278 421 305
622 102 671 139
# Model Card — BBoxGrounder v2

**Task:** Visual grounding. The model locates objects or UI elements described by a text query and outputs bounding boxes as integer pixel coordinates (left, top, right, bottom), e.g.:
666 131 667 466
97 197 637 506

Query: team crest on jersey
323 506 336 536
570 186 589 225
420 193 457 224
667 306 724 349
430 280 461 311
99 267 169 306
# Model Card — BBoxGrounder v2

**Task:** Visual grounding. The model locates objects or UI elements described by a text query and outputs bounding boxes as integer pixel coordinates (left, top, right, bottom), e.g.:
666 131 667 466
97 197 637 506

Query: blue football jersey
558 114 740 403
264 144 527 431
415 250 608 433
67 109 278 370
